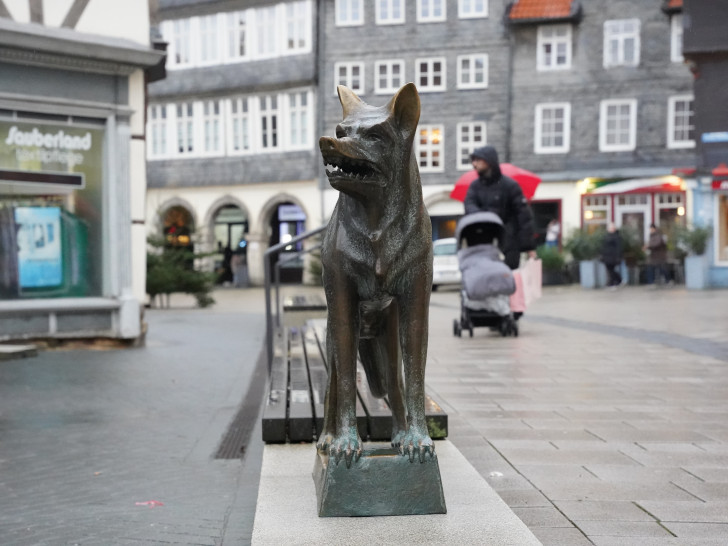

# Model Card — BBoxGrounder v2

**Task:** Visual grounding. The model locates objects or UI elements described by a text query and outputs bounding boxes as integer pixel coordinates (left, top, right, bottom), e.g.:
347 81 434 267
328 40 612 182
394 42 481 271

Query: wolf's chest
325 221 412 284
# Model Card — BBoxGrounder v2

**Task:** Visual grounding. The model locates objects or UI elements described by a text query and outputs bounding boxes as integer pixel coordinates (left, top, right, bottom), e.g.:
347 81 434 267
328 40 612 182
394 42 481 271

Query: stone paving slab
252 440 542 545
427 285 728 545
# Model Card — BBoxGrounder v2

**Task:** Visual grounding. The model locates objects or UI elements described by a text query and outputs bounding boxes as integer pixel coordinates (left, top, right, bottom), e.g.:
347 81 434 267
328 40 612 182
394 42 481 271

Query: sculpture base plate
313 446 447 517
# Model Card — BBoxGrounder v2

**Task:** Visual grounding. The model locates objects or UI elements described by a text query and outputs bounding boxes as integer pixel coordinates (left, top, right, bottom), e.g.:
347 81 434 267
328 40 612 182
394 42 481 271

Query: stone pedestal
313 446 447 517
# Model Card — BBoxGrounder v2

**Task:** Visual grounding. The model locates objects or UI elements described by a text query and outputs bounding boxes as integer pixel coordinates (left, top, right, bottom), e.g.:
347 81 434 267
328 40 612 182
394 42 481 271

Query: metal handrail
264 225 327 373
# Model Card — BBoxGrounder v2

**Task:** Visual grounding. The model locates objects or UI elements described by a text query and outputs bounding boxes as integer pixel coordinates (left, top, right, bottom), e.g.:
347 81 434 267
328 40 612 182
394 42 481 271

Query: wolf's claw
399 428 435 463
327 431 362 468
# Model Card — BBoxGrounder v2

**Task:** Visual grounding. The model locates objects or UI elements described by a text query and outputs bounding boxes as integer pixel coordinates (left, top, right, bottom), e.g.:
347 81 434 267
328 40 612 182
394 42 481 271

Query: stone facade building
146 0 696 285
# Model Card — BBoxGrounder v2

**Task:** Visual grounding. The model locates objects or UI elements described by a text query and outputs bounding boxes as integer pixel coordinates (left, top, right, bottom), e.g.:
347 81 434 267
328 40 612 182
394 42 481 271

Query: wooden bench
281 294 328 327
262 320 448 444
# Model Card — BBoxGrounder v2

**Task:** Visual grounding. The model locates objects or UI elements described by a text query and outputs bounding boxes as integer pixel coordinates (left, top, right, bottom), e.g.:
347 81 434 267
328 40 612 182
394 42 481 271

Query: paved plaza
0 284 727 545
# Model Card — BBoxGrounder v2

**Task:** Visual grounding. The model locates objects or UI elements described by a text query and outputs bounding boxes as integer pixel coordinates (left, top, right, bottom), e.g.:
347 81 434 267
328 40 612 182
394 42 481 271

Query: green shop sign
0 120 104 189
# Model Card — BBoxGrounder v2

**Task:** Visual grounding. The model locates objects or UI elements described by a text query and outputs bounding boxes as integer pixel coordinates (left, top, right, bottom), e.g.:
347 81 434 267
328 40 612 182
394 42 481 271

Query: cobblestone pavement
428 285 728 546
0 289 268 546
1 285 727 545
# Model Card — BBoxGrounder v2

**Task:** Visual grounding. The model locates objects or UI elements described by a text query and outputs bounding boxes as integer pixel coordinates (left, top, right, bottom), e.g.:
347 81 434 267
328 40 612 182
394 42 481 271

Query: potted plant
564 228 606 289
536 244 567 285
676 224 711 290
619 225 646 285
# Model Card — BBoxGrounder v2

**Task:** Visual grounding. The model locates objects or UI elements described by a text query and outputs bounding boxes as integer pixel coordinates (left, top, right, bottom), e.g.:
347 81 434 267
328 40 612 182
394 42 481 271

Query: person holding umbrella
464 146 537 270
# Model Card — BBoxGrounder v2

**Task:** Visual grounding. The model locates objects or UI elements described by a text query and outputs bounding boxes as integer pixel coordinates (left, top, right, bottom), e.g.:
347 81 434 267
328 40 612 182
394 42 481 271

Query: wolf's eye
368 129 385 142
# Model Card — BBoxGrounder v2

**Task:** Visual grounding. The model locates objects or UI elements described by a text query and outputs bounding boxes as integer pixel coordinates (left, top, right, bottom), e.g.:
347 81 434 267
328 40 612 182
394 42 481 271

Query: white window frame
456 122 486 170
201 100 223 155
375 59 405 94
376 0 405 25
163 18 194 69
537 24 572 71
603 19 641 68
599 99 637 152
336 0 364 26
416 57 446 92
286 89 314 150
175 102 196 156
285 1 312 54
417 0 446 23
534 102 571 154
667 95 695 149
334 62 365 94
457 53 488 89
458 0 487 19
197 13 222 66
225 11 250 62
671 14 684 63
148 104 169 159
416 124 444 173
227 97 253 155
259 94 280 151
255 4 280 58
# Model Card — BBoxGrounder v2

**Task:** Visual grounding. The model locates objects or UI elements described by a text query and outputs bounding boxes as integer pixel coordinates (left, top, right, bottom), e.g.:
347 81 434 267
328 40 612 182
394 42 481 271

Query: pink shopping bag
509 270 526 312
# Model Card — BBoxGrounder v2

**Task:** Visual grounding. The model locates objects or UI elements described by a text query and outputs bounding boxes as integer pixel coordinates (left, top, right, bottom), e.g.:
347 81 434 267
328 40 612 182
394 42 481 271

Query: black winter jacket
463 148 536 269
600 231 623 266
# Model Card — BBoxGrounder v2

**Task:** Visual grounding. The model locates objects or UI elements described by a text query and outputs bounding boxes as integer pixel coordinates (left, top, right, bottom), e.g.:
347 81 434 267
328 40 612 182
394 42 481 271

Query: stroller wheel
453 319 462 337
499 319 509 337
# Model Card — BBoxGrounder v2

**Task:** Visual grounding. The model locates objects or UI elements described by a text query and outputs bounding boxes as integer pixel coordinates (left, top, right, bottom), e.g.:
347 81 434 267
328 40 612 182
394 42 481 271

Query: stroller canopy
455 211 504 249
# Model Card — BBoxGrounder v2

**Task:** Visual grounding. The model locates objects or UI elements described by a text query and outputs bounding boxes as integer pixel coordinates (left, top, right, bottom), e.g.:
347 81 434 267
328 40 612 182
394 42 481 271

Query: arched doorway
161 205 195 270
212 204 249 286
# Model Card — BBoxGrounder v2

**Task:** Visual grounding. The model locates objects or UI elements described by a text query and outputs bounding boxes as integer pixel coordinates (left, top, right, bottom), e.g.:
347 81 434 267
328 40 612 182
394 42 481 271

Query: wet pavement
0 284 727 545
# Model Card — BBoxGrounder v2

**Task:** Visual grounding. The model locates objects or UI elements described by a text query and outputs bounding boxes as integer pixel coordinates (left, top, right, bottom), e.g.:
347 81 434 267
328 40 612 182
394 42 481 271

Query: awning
587 175 684 194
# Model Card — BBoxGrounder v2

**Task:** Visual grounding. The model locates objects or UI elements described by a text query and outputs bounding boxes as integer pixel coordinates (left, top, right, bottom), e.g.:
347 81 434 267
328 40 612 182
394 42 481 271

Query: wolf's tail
358 336 390 399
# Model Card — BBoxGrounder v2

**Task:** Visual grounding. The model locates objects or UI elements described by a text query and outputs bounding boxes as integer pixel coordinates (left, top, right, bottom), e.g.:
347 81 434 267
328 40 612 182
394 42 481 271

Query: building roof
509 0 581 24
509 0 575 21
662 0 683 14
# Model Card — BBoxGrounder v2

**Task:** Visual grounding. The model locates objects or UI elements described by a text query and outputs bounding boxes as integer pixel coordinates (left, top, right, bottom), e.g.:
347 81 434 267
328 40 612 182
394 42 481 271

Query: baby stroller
452 212 519 338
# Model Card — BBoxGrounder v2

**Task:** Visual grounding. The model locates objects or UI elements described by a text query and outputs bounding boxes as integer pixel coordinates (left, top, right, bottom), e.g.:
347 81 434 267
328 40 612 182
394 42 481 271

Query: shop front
0 18 164 341
580 176 687 242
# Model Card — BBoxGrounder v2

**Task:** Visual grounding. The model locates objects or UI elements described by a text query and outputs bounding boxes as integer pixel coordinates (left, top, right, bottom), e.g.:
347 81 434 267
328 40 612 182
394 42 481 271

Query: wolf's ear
386 82 420 137
337 85 364 118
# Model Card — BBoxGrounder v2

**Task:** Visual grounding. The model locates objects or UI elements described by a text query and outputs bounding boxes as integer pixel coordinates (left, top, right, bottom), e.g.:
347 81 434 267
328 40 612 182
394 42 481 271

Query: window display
0 119 104 299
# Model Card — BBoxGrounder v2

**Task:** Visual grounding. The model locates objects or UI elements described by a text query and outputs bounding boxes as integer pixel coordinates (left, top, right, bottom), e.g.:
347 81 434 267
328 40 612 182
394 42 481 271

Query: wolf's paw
391 429 407 450
398 428 435 463
327 429 362 468
316 431 335 452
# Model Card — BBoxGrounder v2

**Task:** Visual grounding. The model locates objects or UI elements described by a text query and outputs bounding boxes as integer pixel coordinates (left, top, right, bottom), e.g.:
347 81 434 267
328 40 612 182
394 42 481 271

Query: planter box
542 270 567 286
579 260 607 289
685 254 708 290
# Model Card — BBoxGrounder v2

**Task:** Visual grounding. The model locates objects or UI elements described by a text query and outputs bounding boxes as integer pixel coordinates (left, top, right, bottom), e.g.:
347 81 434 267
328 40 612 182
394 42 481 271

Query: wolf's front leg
323 276 363 468
397 275 434 463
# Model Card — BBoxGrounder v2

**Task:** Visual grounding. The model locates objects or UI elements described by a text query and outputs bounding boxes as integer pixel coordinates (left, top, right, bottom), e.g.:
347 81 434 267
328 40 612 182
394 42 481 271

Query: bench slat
261 328 288 443
302 326 327 438
288 328 314 442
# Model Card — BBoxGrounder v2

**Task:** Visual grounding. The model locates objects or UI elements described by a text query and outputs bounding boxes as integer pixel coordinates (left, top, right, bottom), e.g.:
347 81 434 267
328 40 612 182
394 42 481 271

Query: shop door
615 195 650 245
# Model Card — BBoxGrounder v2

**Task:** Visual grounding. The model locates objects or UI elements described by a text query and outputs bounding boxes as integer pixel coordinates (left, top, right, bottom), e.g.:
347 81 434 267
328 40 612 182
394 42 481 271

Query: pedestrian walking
545 219 560 248
601 223 623 289
645 223 668 288
464 146 536 270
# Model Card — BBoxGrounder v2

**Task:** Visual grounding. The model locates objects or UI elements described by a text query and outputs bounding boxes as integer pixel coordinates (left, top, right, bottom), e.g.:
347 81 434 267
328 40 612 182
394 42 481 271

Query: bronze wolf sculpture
318 83 434 466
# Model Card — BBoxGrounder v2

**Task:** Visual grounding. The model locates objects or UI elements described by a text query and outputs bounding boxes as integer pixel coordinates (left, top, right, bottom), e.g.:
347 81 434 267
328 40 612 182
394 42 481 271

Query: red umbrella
449 164 541 202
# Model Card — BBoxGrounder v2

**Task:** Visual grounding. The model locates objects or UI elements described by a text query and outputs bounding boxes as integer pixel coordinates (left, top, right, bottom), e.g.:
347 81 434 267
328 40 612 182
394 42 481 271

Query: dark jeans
647 263 668 284
605 263 622 286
